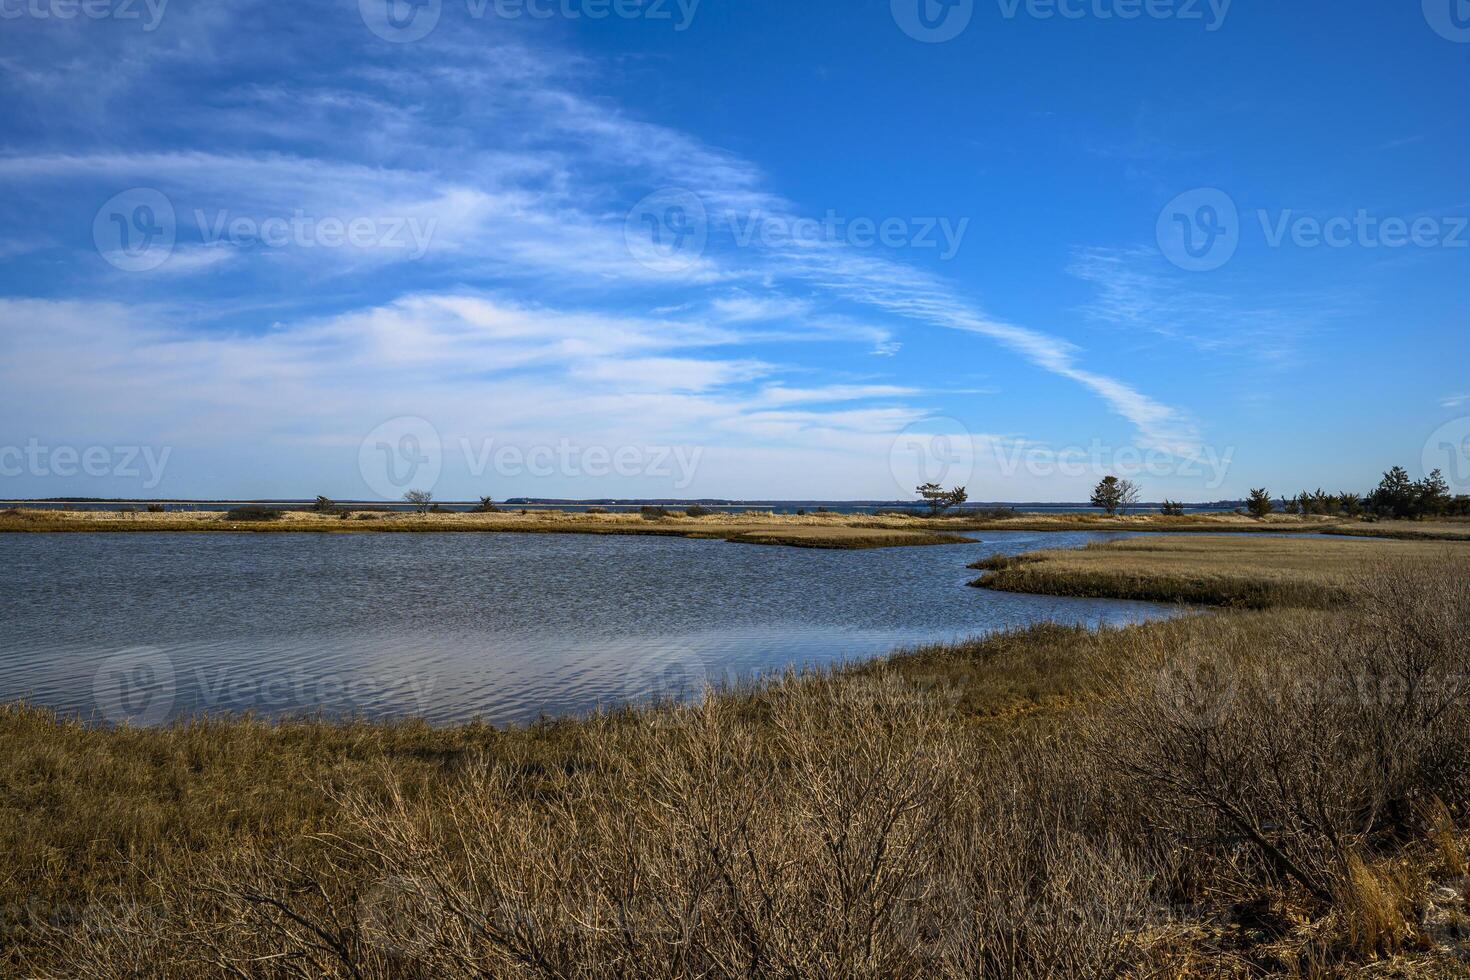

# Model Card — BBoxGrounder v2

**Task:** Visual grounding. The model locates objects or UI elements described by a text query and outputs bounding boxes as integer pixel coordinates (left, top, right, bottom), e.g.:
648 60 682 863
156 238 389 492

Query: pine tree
1091 476 1124 516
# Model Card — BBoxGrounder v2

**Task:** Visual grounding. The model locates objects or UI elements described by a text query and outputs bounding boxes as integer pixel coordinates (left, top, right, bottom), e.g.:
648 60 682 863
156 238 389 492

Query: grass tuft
963 535 1454 608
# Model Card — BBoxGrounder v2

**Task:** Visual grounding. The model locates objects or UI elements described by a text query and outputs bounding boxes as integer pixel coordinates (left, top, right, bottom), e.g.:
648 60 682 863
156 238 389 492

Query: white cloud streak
0 9 1208 487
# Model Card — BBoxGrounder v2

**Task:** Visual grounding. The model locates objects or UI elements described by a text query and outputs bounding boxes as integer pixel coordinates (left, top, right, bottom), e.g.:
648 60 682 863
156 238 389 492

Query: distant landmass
7 497 1249 513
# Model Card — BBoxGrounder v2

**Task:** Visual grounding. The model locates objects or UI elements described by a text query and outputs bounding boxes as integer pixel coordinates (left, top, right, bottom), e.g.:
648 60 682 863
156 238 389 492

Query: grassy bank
4 504 1467 548
960 511 1470 541
0 507 979 550
968 534 1465 608
5 539 1470 976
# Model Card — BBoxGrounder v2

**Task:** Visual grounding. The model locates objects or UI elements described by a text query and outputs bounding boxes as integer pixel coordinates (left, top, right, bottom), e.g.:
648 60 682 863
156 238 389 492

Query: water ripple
0 531 1176 726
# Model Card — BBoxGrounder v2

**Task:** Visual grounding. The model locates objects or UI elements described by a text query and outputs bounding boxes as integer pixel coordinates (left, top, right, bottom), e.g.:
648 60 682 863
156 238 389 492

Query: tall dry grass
14 555 1470 977
40 675 1162 978
970 536 1467 608
0 506 977 549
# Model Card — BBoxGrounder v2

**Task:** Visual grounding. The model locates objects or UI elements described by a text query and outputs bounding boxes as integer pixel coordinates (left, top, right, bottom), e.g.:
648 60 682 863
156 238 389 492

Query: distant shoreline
1 498 1249 515
4 506 1467 546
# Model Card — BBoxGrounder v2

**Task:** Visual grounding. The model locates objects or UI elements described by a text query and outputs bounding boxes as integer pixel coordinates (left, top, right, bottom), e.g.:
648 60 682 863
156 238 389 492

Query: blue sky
1 0 1467 502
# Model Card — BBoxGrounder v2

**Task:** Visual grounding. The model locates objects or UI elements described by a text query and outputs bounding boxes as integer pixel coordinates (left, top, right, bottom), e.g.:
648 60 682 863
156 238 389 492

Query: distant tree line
1246 467 1467 520
1084 466 1467 521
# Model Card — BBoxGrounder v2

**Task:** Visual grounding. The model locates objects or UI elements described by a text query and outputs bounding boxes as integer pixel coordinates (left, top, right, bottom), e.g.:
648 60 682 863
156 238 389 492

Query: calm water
0 531 1176 727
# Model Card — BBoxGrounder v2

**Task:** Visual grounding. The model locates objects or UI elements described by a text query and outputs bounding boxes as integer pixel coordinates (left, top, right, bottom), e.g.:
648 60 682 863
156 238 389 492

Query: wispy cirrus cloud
0 4 1213 493
1067 246 1330 368
0 294 939 494
764 244 1202 454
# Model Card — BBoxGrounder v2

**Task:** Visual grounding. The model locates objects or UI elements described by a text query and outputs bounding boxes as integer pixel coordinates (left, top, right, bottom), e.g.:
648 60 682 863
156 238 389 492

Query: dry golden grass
965 511 1470 541
0 507 977 550
6 504 1465 546
1321 521 1470 541
716 526 975 548
1336 854 1421 960
971 510 1333 529
971 534 1470 607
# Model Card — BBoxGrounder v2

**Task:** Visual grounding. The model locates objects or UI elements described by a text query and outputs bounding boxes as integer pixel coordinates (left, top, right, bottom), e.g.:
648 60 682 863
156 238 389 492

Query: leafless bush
1096 557 1470 912
52 672 1167 978
330 674 967 978
919 732 1166 977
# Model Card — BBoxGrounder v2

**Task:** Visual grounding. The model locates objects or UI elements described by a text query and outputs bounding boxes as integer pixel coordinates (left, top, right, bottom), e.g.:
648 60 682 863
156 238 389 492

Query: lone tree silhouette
1091 476 1129 516
916 483 968 516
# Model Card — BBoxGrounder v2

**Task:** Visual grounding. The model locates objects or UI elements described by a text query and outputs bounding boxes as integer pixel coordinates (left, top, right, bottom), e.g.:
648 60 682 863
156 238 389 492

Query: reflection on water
0 530 1175 726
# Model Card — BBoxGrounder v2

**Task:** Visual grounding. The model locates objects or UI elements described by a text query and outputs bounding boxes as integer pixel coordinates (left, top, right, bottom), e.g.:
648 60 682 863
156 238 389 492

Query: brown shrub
1092 556 1470 912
